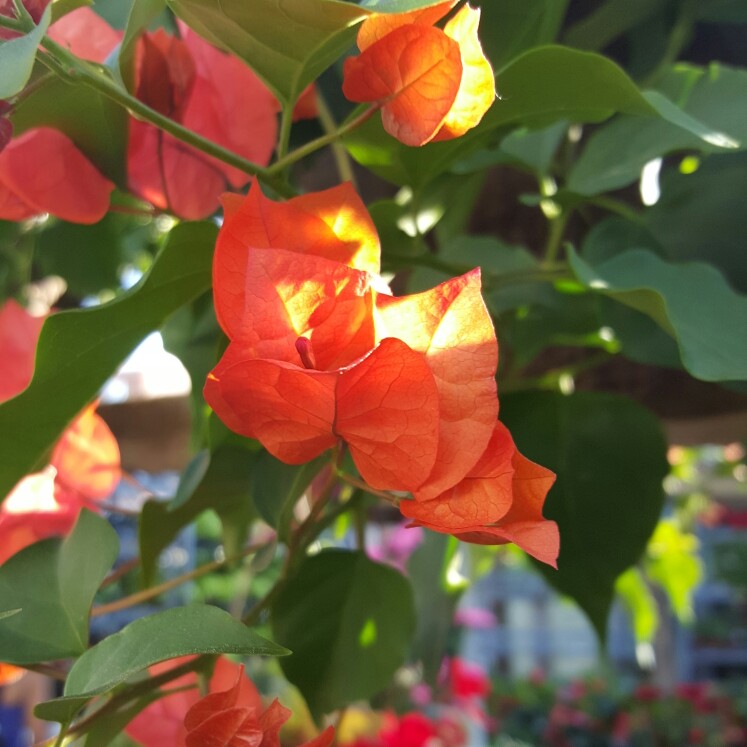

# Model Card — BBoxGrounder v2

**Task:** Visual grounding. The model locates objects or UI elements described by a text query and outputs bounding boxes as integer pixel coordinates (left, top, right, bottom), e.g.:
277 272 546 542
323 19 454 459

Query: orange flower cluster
343 1 494 146
204 183 558 566
126 657 334 747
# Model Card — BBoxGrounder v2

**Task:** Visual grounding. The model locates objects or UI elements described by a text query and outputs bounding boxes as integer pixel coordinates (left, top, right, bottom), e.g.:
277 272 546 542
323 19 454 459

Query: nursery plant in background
0 0 746 744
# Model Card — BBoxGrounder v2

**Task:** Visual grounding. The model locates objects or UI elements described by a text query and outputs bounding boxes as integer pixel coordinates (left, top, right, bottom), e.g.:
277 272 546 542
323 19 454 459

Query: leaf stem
315 89 357 187
276 102 294 162
91 540 269 617
588 195 645 225
100 557 140 589
66 656 212 738
336 471 401 506
267 104 379 177
44 36 270 173
543 212 569 264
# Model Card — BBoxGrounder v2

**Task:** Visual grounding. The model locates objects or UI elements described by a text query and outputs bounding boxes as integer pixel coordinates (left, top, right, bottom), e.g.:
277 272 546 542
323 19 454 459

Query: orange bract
183 665 335 747
401 422 559 567
205 185 558 565
51 402 121 501
342 4 495 146
356 0 456 51
0 128 114 224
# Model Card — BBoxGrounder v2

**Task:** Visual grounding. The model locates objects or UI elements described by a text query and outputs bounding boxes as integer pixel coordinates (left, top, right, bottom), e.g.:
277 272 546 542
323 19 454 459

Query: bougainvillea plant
0 0 746 744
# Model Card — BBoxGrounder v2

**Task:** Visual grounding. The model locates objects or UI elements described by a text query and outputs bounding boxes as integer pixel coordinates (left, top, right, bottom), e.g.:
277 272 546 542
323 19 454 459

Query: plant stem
42 36 274 175
336 472 401 506
52 726 68 747
645 0 697 85
66 657 211 737
276 103 294 162
543 212 569 264
588 195 645 224
100 557 140 589
91 540 268 617
315 89 357 187
267 105 379 176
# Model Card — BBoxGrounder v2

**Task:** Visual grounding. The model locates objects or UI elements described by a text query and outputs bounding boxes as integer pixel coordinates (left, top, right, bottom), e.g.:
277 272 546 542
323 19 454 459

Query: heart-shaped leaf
499 391 668 640
271 549 415 719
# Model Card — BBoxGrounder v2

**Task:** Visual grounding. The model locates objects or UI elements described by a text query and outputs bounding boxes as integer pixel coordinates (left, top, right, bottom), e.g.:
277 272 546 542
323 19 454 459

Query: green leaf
170 449 211 511
165 0 367 106
569 65 747 195
11 72 128 184
499 391 668 639
161 291 222 441
139 445 256 585
498 122 569 175
644 519 702 623
502 290 604 368
615 567 658 644
698 0 747 22
0 4 51 99
562 0 669 51
568 247 747 382
271 549 416 719
0 510 118 663
34 215 131 296
252 451 327 543
119 0 167 90
581 219 682 370
646 152 747 294
408 533 463 684
0 222 217 500
473 0 569 70
51 0 92 22
65 605 288 696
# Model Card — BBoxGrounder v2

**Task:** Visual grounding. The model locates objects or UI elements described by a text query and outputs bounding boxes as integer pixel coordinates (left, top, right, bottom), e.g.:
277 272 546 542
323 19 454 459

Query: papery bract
0 663 23 685
342 4 494 146
401 422 559 566
127 657 262 747
0 8 118 223
0 469 78 565
51 402 121 501
0 299 44 401
127 657 334 747
0 127 114 223
47 7 122 63
128 26 277 219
